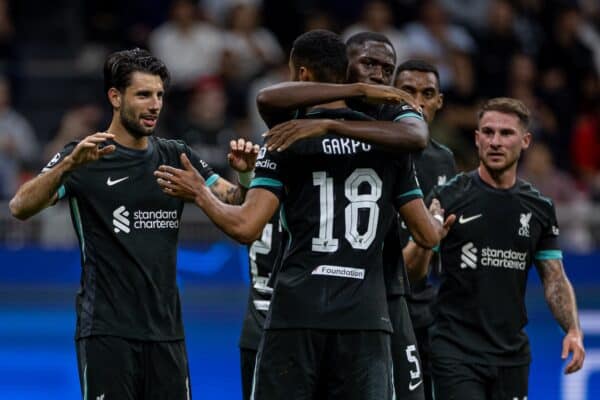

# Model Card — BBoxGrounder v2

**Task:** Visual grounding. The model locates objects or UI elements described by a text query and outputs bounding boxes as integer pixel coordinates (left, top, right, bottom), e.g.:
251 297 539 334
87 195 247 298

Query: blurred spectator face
347 41 396 85
488 0 514 34
188 79 226 126
523 142 553 177
556 8 581 39
171 0 196 27
421 0 447 28
395 70 442 124
230 4 259 32
0 78 9 110
476 111 531 173
304 11 334 31
364 0 392 31
114 72 163 138
509 53 536 86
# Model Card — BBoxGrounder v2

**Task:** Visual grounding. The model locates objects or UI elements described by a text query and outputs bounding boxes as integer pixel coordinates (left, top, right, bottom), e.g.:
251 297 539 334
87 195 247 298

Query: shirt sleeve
534 202 563 261
41 141 78 200
184 145 219 187
380 102 425 122
249 145 286 200
393 154 423 209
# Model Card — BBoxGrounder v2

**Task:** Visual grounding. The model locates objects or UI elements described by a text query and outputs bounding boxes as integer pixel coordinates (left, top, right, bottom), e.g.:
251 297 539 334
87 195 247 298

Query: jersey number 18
312 168 382 252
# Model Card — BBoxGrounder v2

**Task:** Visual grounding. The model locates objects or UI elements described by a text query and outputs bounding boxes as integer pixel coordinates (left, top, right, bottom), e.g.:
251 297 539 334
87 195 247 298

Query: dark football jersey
239 212 283 350
430 171 562 366
43 136 217 341
347 99 427 297
250 107 423 332
401 139 457 327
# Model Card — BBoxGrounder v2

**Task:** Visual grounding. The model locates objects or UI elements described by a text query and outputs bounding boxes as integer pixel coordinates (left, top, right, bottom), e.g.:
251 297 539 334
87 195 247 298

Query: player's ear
437 92 444 110
298 66 313 82
108 87 122 109
522 131 532 150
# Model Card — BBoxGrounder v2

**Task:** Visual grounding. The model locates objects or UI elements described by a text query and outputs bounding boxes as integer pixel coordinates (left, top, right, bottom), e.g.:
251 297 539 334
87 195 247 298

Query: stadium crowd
0 0 599 250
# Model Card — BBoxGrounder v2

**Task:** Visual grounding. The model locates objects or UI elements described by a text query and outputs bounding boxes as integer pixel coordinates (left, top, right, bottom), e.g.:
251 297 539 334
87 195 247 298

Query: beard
120 104 155 139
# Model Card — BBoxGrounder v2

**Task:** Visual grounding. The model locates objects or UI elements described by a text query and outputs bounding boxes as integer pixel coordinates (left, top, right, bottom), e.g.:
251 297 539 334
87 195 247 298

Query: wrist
354 82 367 97
61 155 77 172
237 170 255 189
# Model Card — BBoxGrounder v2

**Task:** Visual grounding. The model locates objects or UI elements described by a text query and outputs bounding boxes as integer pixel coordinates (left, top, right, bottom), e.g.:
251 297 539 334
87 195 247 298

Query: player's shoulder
436 171 471 192
429 139 455 159
516 178 555 209
303 107 374 121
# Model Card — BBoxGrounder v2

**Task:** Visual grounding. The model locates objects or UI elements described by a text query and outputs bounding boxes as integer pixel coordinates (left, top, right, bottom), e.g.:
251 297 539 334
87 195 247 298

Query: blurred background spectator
0 0 597 248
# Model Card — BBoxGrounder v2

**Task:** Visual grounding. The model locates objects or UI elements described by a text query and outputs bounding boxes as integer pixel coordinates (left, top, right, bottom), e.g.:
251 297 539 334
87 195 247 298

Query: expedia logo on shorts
112 205 179 234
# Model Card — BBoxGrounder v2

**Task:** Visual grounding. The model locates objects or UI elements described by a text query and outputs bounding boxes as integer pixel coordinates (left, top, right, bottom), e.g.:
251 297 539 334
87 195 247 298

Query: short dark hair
291 30 348 84
478 97 530 130
395 59 440 88
346 31 395 59
103 48 170 94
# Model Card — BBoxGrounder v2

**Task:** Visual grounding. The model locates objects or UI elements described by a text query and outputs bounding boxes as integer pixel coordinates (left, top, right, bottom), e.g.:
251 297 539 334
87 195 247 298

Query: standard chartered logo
113 205 130 233
112 205 179 234
460 242 477 269
459 242 528 271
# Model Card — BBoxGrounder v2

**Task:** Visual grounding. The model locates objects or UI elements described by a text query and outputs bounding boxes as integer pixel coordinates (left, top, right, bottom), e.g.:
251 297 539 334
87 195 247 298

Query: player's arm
263 116 428 153
203 138 260 205
256 81 417 127
535 258 585 374
9 132 115 220
402 199 455 282
155 153 279 243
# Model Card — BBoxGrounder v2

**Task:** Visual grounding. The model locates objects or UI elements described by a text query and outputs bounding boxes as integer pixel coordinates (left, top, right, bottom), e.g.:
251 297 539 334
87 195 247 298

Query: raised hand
263 119 331 152
429 198 456 239
228 138 260 172
69 132 116 167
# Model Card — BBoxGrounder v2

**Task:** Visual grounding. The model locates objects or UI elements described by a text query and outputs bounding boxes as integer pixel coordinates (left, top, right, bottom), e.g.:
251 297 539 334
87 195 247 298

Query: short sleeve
534 202 562 261
379 102 425 122
249 146 286 200
41 141 78 200
393 155 423 209
184 145 219 187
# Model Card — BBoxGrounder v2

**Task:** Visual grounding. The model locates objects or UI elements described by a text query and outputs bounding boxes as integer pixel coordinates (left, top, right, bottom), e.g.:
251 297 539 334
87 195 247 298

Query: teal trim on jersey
205 174 220 187
399 188 423 198
393 112 424 122
280 205 292 248
535 249 563 260
57 185 67 200
440 172 463 187
408 236 440 252
250 177 283 188
530 187 553 206
83 364 88 400
70 198 86 263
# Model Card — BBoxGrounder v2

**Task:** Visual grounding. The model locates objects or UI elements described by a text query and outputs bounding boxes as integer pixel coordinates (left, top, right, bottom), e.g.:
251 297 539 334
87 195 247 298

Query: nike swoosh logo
458 214 482 224
106 176 129 186
408 380 423 391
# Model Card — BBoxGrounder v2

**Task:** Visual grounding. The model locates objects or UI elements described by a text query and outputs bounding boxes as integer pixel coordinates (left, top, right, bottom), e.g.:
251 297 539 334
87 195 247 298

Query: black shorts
251 329 394 400
432 358 529 400
240 348 258 400
76 336 191 400
413 326 433 400
388 295 425 400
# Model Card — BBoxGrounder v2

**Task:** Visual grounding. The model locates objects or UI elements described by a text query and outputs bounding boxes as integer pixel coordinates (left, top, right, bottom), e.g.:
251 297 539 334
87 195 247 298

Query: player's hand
430 198 456 240
562 329 585 374
67 132 115 168
359 83 420 110
154 153 208 202
228 138 260 172
263 119 331 152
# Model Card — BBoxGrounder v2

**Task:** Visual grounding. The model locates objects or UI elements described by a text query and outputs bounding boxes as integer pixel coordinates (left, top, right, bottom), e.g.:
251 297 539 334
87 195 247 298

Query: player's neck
308 99 347 111
107 119 149 150
477 164 517 189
